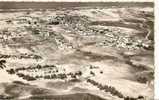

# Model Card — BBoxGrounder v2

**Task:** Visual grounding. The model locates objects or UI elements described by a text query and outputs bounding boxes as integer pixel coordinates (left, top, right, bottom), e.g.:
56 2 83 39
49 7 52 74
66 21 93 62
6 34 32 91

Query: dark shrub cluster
48 20 59 25
35 73 67 80
0 95 14 99
87 79 123 98
31 28 40 34
75 71 82 76
57 73 67 79
89 65 99 69
0 60 6 68
0 59 6 64
67 71 82 78
6 68 15 74
90 71 95 76
15 73 68 81
100 71 103 74
0 54 42 60
0 59 6 69
125 60 148 72
14 64 56 72
35 71 82 80
124 95 144 100
0 55 14 58
124 96 137 100
16 73 36 81
87 79 144 100
43 73 67 79
7 64 83 81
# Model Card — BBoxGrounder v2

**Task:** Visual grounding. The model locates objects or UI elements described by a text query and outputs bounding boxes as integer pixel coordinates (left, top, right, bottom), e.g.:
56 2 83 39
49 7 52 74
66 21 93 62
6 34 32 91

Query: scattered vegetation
0 54 42 60
0 95 14 100
87 79 123 98
87 79 144 100
16 73 36 81
0 59 6 69
6 69 15 74
100 71 103 74
6 64 83 81
90 71 95 76
0 7 153 100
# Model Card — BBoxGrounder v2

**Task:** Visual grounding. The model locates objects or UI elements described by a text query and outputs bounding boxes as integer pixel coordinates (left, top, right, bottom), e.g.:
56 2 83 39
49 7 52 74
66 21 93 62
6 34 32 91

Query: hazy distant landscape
0 2 154 100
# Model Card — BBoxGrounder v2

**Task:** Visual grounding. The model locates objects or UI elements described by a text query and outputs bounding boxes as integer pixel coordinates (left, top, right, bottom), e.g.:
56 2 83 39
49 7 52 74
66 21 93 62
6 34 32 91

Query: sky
0 0 154 2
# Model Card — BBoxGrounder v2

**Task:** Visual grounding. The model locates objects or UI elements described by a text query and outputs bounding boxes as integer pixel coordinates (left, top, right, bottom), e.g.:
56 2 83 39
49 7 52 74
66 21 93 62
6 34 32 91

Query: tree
6 69 15 74
0 59 6 64
138 95 144 99
36 64 42 69
90 71 95 76
100 71 103 74
75 71 82 76
0 60 6 68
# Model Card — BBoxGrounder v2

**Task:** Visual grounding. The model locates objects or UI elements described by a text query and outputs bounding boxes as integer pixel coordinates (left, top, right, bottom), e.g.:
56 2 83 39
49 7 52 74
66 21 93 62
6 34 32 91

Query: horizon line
0 0 153 2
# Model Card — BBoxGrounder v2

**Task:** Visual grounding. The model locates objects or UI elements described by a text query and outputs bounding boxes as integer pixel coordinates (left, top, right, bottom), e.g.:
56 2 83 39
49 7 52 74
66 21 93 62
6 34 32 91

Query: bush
0 60 6 64
57 74 67 79
6 69 15 74
48 21 59 25
71 74 76 79
90 71 95 76
51 74 57 79
138 95 144 99
36 64 42 69
6 20 12 23
124 96 136 100
33 29 40 34
75 71 82 76
100 71 103 74
16 73 36 81
23 75 36 81
16 73 25 77
87 79 124 98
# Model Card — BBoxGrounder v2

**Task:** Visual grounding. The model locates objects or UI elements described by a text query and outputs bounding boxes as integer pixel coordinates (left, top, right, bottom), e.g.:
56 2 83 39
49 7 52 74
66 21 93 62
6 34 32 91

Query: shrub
48 21 59 25
33 29 40 34
51 74 57 79
36 64 42 69
71 74 76 79
124 96 136 100
16 73 25 77
90 71 95 76
6 69 15 74
87 79 124 98
100 71 103 74
57 74 67 79
75 71 82 76
138 95 144 99
23 75 36 81
0 59 6 64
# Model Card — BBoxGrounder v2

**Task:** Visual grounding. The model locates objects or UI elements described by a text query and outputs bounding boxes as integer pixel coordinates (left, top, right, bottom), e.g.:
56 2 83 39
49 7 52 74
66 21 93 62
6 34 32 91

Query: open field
0 2 154 100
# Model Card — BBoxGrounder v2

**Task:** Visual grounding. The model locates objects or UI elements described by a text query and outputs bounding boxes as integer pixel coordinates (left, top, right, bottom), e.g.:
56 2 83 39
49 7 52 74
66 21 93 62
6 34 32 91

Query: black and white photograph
0 0 155 100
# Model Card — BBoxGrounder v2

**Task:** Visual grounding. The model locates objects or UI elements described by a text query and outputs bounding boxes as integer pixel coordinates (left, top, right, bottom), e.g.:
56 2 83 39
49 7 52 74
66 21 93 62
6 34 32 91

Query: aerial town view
0 2 154 100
